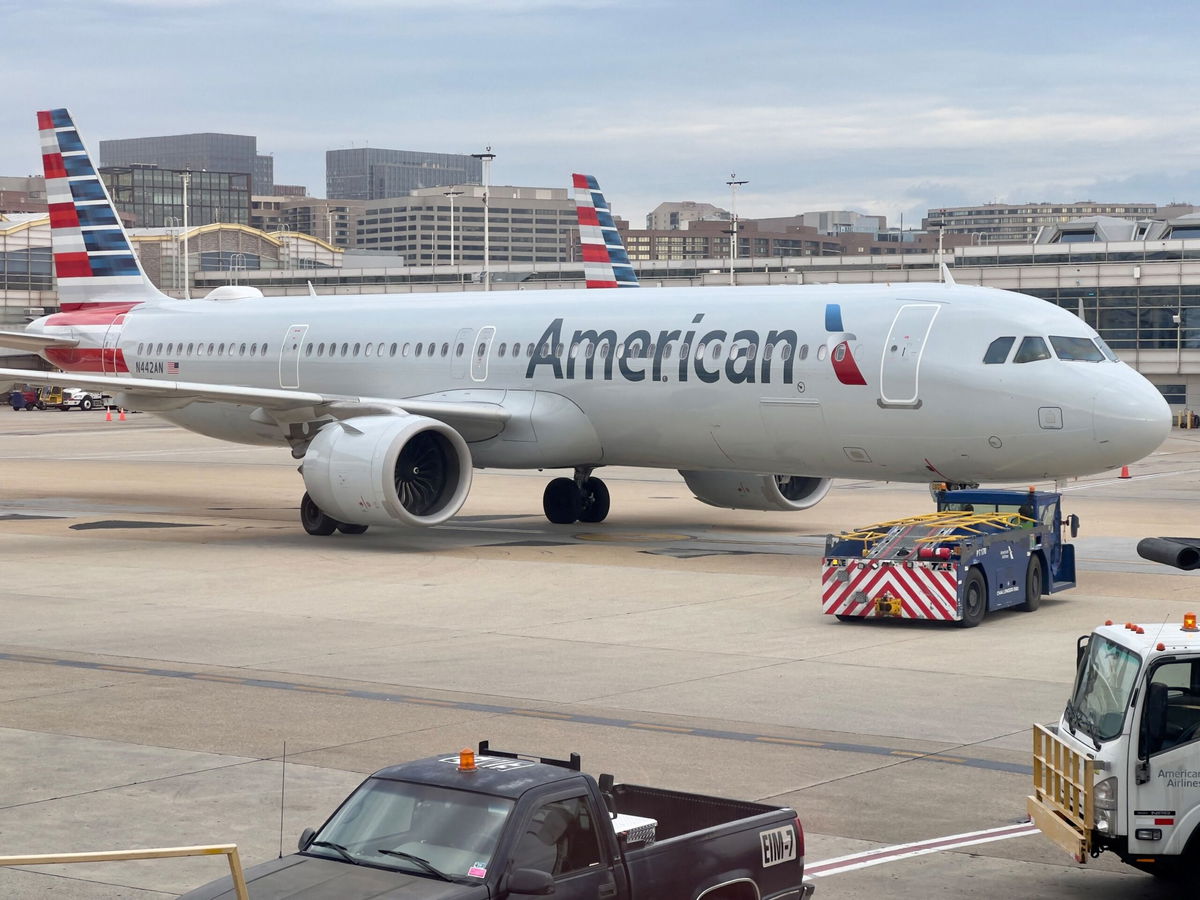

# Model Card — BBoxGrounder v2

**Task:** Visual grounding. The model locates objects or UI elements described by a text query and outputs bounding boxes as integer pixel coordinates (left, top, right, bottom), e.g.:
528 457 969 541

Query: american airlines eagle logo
824 303 867 386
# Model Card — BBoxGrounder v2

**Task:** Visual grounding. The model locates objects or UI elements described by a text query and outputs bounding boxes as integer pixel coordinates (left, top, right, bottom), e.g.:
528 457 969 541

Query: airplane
0 108 1171 538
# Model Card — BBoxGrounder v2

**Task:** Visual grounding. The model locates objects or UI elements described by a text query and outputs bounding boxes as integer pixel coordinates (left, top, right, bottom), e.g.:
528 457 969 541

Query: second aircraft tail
573 173 638 289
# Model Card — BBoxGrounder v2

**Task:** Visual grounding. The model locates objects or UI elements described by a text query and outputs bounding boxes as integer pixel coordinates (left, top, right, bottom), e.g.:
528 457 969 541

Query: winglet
37 108 171 310
940 262 956 285
573 174 638 288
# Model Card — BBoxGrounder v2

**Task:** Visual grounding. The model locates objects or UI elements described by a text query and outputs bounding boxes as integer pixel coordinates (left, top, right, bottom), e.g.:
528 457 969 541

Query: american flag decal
166 361 180 374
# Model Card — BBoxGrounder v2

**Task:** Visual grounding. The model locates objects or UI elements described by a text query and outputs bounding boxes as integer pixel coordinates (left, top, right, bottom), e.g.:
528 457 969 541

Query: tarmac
0 407 1198 898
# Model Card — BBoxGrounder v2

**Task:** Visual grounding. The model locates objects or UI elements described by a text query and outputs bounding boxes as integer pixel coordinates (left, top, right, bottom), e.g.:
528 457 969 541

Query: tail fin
573 173 638 288
38 108 170 310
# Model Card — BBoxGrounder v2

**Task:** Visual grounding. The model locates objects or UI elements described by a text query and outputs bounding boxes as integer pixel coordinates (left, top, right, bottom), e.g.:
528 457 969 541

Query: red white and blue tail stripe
573 173 638 289
38 108 169 310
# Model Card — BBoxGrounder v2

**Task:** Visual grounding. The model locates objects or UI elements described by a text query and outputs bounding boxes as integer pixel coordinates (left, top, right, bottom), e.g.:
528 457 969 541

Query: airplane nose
1092 376 1171 466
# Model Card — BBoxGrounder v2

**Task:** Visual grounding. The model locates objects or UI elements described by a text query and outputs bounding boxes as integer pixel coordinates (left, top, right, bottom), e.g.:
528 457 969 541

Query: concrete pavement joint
0 652 1032 776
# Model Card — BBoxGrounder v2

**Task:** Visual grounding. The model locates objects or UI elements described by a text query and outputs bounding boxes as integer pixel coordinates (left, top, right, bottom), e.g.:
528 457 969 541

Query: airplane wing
0 367 509 441
0 330 79 352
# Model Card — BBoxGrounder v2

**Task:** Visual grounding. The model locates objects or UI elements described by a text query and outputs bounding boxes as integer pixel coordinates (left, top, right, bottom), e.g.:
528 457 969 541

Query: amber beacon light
458 748 476 771
1183 612 1198 633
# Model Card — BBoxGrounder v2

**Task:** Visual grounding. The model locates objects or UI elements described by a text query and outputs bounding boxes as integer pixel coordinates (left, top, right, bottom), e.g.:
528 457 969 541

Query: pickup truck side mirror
298 827 316 851
508 867 555 895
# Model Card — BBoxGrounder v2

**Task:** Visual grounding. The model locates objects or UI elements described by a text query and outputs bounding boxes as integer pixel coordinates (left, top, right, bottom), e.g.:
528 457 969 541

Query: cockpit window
1013 336 1051 363
983 336 1015 364
1093 337 1120 362
1050 335 1105 362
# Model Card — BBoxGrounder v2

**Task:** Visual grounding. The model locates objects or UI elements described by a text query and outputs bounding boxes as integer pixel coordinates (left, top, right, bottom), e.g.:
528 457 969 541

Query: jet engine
301 414 472 527
679 470 832 511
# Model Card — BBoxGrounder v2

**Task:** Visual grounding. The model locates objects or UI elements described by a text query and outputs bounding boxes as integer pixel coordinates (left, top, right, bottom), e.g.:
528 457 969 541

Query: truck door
279 324 308 389
879 303 939 408
509 793 618 899
1129 658 1200 858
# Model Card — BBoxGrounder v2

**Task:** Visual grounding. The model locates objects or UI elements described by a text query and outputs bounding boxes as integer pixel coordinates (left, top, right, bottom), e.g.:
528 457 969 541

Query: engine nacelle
679 470 832 512
302 414 472 527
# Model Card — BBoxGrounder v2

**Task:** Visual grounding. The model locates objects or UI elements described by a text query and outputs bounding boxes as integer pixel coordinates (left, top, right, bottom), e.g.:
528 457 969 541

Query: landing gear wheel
956 568 987 628
1019 556 1043 612
578 477 610 523
543 477 582 524
300 492 337 536
336 522 369 535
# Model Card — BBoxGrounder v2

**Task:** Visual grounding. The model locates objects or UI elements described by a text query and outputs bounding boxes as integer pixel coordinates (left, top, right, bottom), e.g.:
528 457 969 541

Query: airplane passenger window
380 343 387 357
250 343 257 355
679 343 689 359
764 343 773 360
555 343 564 356
816 345 827 361
1013 336 1051 363
748 344 757 360
780 343 792 360
340 343 348 357
983 336 1015 364
616 343 624 358
712 343 722 359
402 343 410 357
441 343 449 357
239 343 246 355
208 343 215 355
477 343 486 358
187 343 195 355
364 344 373 357
456 343 465 357
353 343 361 356
262 344 268 355
799 344 808 360
586 344 594 358
648 343 656 357
695 343 706 360
137 343 144 354
157 343 164 355
1050 335 1105 362
527 344 533 357
600 343 609 357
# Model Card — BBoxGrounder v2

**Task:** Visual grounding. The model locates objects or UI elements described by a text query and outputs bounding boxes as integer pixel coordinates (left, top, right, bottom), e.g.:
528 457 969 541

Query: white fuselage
34 281 1169 483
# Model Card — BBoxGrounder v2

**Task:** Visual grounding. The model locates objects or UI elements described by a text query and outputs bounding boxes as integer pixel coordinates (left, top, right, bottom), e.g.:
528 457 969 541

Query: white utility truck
1027 537 1200 880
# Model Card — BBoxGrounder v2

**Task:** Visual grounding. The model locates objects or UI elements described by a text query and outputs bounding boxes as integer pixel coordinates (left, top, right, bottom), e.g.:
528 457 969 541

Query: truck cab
1029 615 1200 878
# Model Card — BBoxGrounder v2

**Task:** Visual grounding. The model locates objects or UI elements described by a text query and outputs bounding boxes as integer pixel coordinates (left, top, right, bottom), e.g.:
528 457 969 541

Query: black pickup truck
182 741 813 899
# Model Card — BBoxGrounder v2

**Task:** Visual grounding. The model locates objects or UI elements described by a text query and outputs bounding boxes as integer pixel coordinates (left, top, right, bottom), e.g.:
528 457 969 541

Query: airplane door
451 327 473 379
471 326 496 382
279 324 308 389
101 315 126 376
879 304 939 408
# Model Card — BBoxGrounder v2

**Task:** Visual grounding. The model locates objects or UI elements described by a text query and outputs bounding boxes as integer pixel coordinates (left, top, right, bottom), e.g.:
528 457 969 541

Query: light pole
164 216 181 292
471 149 495 291
443 188 463 269
180 170 191 299
726 173 747 286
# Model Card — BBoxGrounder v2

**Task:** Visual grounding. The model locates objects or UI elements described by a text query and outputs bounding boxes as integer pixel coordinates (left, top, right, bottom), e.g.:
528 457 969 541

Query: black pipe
1137 537 1200 571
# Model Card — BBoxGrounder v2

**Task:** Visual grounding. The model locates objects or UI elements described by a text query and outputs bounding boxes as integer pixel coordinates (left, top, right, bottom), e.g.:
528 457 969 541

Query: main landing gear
300 492 369 537
542 468 610 525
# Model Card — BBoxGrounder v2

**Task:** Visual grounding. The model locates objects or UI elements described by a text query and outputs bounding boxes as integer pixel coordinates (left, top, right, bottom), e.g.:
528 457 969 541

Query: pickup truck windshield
307 778 513 880
1068 636 1142 742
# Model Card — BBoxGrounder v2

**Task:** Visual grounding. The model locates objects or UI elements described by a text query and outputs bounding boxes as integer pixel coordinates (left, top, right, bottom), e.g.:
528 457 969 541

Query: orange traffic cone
1119 465 1131 479
105 408 112 422
119 408 126 421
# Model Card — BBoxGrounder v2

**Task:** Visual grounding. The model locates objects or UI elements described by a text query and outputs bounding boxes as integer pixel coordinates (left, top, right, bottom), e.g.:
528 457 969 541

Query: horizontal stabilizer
0 330 80 352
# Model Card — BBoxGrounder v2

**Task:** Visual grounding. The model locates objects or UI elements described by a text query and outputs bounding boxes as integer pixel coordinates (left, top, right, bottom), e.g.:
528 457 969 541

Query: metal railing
0 844 249 899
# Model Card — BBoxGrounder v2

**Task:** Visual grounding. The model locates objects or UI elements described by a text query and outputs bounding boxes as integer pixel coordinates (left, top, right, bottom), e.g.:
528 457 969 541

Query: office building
100 166 250 228
355 184 578 264
923 201 1160 245
645 201 729 231
327 149 481 201
99 132 273 195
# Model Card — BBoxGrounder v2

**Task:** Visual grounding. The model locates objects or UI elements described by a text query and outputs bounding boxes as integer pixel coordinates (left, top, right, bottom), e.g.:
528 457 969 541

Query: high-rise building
99 132 273 195
645 201 728 231
327 149 482 201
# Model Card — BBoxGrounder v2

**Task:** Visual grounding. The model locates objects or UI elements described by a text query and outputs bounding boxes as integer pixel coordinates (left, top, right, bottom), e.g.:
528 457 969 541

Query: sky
2 0 1199 228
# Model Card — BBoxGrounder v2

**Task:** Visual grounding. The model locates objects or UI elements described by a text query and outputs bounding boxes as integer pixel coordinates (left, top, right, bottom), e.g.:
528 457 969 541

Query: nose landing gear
542 468 609 525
